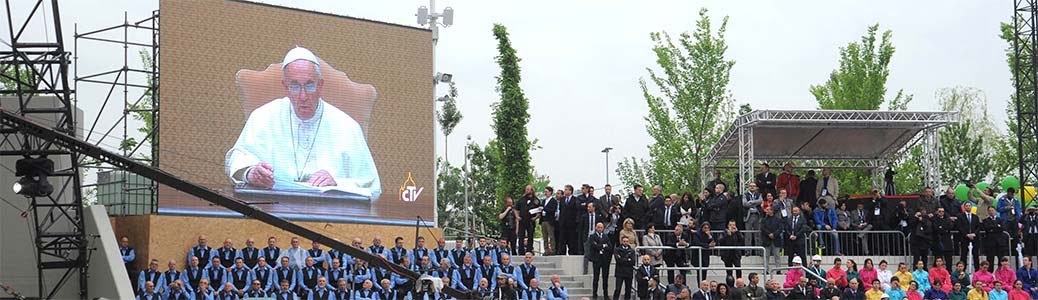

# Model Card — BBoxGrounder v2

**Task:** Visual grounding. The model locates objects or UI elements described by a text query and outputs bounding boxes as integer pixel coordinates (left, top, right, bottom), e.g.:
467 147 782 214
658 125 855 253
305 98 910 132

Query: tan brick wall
157 0 435 223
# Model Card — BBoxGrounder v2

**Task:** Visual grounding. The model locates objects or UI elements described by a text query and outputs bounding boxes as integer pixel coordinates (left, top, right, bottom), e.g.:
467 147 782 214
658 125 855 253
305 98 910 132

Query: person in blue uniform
298 256 326 296
120 236 137 285
353 279 379 300
216 239 240 269
242 280 269 298
206 257 230 290
449 240 468 269
240 238 261 269
228 258 254 293
188 235 216 269
216 282 240 300
160 260 184 293
272 279 298 300
252 257 276 292
412 237 431 267
307 276 335 300
137 281 160 300
308 241 330 270
163 280 191 300
367 237 387 259
389 237 409 265
453 254 481 291
184 256 209 293
273 256 300 292
194 278 216 300
138 259 162 294
263 236 283 268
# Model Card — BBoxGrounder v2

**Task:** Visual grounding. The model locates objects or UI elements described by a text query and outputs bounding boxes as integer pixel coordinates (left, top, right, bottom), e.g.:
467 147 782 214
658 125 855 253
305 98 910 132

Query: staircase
531 255 909 298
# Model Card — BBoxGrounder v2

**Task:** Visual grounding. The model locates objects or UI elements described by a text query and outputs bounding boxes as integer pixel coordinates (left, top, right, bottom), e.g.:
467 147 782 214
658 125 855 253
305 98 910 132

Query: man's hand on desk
308 169 337 187
247 162 275 189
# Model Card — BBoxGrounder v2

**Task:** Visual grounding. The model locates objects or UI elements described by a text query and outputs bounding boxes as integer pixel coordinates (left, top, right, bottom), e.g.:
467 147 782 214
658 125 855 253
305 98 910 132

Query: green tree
618 8 735 194
811 24 913 194
436 81 463 159
120 49 157 162
490 24 534 204
936 87 998 184
436 158 466 230
810 24 912 111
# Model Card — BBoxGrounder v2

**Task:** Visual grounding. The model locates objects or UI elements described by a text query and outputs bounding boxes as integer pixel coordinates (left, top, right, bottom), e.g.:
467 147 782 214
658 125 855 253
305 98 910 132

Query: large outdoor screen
157 0 435 225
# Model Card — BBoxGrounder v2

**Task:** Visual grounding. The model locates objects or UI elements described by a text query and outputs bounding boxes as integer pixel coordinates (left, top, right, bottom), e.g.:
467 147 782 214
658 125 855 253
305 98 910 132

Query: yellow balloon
970 206 977 214
1024 186 1037 202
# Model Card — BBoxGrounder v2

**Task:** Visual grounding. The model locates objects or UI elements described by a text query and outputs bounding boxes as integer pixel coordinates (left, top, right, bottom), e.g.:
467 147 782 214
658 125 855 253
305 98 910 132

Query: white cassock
225 97 382 200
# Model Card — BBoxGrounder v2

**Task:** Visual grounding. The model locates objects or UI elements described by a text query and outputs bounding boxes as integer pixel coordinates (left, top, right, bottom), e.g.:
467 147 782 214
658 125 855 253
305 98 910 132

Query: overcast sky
4 0 1014 191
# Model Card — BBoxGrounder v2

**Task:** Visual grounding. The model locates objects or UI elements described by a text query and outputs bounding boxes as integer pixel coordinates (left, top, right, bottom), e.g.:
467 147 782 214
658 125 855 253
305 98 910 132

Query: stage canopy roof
702 110 959 192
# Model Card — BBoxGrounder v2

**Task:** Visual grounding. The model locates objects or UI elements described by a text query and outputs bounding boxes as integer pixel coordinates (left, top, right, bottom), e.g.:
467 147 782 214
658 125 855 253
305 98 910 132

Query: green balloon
955 184 969 201
1003 176 1021 191
976 182 990 192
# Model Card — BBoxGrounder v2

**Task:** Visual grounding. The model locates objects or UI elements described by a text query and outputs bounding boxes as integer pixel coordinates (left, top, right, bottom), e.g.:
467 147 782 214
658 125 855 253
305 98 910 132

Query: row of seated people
770 254 1038 300
134 235 567 299
137 273 568 300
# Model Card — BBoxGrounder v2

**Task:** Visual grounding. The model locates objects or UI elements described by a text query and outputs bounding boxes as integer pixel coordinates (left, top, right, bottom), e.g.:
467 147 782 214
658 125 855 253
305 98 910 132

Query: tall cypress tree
490 24 533 204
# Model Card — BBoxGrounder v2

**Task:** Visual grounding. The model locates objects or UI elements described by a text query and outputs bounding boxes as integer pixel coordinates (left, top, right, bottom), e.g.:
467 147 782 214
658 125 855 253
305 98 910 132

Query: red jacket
778 172 800 198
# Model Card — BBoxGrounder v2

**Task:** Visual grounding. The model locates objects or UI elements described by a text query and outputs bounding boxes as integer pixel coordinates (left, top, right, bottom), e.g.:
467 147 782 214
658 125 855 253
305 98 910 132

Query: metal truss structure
74 10 159 216
702 110 959 195
1012 0 1038 201
0 109 472 299
0 0 87 298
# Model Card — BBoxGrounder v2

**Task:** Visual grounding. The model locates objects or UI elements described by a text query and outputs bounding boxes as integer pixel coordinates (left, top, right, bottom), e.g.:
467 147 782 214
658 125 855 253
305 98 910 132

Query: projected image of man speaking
225 46 381 200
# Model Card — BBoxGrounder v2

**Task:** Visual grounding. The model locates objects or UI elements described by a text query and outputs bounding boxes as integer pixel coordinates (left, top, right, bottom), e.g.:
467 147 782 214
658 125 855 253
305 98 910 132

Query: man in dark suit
636 255 659 300
613 235 637 300
648 185 665 226
692 279 717 300
646 278 666 300
577 203 604 256
541 186 559 256
588 222 612 299
663 224 690 285
559 185 580 256
654 195 681 230
598 184 616 219
785 207 809 266
958 202 981 269
623 184 648 230
755 163 777 200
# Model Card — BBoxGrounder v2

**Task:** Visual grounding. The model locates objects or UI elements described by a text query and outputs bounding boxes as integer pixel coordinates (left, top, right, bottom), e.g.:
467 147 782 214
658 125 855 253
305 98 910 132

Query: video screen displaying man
224 46 381 200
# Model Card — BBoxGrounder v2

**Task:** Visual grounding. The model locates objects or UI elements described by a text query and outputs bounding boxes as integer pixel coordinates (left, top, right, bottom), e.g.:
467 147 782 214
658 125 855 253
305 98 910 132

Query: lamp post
601 147 613 185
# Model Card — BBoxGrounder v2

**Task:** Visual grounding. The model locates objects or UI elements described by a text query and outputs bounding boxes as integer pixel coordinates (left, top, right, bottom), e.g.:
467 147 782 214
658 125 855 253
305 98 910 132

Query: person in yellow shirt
893 262 913 290
968 280 989 300
866 279 886 300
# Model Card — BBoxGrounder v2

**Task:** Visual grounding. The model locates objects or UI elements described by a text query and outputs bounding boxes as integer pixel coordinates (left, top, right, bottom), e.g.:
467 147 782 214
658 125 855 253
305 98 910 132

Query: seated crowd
122 162 1038 300
127 235 568 300
506 163 1038 299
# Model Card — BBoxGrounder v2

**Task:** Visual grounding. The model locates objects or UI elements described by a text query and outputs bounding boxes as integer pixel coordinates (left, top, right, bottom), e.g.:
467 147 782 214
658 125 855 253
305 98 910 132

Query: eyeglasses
288 81 317 94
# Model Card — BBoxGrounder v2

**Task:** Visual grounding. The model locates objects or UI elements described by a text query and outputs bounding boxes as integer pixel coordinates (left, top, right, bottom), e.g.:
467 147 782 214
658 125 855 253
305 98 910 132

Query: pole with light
601 147 613 185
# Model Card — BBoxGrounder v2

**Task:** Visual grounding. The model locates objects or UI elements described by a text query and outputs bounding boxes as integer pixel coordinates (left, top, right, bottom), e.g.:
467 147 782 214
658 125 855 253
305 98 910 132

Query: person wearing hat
783 256 805 289
225 46 381 199
806 255 827 289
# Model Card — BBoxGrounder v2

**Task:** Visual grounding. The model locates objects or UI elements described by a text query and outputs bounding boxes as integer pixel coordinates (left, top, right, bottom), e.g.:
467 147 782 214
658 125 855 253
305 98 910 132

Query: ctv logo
399 171 424 202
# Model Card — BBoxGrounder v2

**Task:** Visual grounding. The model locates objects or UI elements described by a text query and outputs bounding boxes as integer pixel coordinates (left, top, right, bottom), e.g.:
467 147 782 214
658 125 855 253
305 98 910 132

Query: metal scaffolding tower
1013 0 1038 201
0 0 87 298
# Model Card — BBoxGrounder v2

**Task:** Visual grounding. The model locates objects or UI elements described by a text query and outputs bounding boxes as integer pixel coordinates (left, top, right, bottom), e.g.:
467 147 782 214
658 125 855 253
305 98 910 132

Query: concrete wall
84 205 135 299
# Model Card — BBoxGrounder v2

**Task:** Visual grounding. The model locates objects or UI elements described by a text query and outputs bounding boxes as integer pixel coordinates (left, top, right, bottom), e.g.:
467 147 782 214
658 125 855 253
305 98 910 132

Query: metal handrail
805 230 909 263
635 245 771 278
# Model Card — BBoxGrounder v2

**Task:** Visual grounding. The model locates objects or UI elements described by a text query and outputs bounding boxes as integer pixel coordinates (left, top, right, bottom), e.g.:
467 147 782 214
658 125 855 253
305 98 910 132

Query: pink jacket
996 266 1017 290
973 270 995 292
859 268 878 290
929 267 951 292
784 268 804 289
